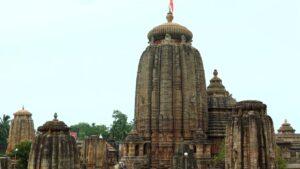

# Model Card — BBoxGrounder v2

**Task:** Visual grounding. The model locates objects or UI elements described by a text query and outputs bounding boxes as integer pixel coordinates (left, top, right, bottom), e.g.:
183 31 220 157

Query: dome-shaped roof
14 106 32 116
38 113 69 133
147 12 193 42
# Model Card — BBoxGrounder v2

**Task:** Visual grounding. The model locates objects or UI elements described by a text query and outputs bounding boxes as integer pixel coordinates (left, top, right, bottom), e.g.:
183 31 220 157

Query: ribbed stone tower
121 12 210 169
27 113 80 169
6 107 35 153
206 70 236 166
225 100 276 169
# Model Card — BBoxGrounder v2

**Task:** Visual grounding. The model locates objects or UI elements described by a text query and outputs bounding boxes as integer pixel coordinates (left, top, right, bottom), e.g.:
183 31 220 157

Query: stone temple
120 12 276 169
6 107 35 153
27 113 80 169
225 101 276 169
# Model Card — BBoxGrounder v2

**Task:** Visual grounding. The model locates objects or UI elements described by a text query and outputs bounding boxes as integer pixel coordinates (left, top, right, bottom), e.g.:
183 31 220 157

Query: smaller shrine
6 107 35 154
225 100 276 169
276 119 300 168
27 113 80 169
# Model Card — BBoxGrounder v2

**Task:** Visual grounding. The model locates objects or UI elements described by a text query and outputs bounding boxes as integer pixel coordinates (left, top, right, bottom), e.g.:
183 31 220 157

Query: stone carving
225 100 276 169
27 113 80 169
6 107 35 153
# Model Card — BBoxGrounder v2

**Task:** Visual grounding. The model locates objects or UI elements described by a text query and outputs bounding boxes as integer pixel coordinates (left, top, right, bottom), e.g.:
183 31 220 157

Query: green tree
70 122 109 140
276 146 287 169
9 141 31 169
109 110 133 142
0 114 10 155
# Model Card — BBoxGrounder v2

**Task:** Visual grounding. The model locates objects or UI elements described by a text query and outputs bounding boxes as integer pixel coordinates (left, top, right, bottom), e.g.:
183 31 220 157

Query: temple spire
54 113 58 120
166 11 174 23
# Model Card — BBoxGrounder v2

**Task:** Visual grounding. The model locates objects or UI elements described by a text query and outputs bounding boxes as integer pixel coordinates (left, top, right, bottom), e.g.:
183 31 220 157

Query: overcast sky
0 0 299 132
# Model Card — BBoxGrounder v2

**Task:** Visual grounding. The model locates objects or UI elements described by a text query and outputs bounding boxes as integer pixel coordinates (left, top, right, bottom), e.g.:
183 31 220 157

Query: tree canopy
109 110 133 142
0 114 10 155
69 110 133 142
70 122 109 140
8 141 31 169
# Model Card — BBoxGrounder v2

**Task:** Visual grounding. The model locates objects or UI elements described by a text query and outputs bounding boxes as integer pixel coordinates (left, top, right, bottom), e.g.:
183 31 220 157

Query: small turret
278 119 296 134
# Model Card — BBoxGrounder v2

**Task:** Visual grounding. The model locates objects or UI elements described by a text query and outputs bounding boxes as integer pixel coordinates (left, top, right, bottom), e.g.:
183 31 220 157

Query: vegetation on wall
212 141 225 167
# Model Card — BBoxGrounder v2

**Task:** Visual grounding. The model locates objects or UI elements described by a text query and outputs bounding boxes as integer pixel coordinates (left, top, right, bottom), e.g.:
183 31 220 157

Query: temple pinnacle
166 11 173 23
54 113 58 120
213 69 218 77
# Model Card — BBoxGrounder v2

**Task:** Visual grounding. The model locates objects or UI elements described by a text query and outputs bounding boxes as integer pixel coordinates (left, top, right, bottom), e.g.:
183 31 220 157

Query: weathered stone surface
276 120 300 167
27 113 80 169
207 70 236 161
225 100 276 169
121 12 211 169
6 107 35 153
0 157 11 169
80 135 117 169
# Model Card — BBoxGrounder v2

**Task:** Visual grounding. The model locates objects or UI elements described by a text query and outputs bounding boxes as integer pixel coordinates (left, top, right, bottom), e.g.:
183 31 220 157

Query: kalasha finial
213 69 218 77
22 105 24 110
54 113 58 120
166 11 174 23
284 119 288 123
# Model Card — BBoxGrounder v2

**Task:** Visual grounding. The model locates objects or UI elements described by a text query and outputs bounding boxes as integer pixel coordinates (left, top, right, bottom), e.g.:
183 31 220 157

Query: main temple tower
121 12 211 169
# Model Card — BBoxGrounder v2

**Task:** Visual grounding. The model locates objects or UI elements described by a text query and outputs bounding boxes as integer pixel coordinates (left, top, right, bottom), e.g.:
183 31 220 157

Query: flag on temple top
169 0 174 13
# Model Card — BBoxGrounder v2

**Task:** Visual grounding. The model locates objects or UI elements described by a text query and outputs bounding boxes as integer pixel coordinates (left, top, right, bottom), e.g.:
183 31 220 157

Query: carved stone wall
27 114 80 169
80 135 117 169
225 100 276 169
6 107 35 153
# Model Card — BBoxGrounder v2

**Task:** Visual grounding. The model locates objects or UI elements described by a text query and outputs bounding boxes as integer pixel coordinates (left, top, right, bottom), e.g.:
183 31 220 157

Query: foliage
69 110 132 142
276 146 287 169
8 141 31 169
109 110 133 142
70 122 110 140
212 141 225 167
0 114 10 154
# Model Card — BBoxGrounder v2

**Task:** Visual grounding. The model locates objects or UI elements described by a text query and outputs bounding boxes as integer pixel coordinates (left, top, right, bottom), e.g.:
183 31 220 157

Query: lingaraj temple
1 11 300 169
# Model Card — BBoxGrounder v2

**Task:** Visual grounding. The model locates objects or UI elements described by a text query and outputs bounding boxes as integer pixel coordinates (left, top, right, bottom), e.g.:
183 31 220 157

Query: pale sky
0 0 299 132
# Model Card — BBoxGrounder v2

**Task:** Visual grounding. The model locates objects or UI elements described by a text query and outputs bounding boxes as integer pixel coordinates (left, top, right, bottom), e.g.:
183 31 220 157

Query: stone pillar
225 100 276 169
128 143 135 157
